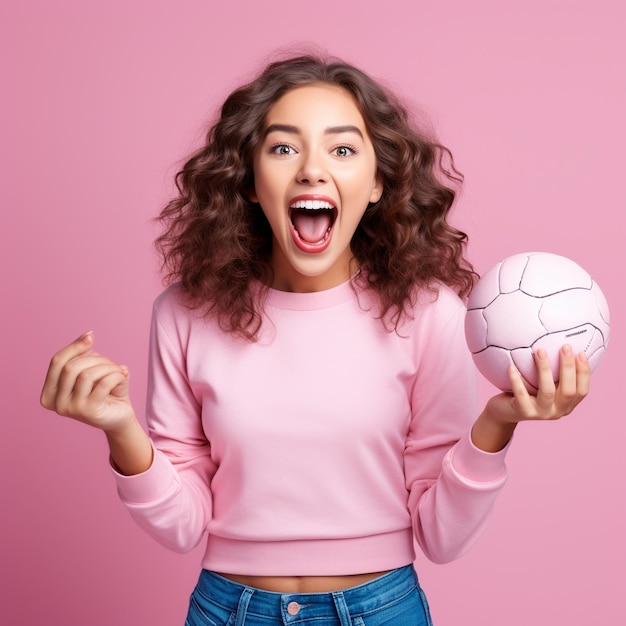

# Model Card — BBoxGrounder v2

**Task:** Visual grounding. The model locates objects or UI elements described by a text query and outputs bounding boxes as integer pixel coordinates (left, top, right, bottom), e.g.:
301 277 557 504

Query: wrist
104 416 153 476
472 409 517 453
102 412 138 438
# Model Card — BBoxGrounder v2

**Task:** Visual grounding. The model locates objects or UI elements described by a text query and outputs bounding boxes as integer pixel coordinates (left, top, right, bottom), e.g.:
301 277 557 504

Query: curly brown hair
156 53 477 339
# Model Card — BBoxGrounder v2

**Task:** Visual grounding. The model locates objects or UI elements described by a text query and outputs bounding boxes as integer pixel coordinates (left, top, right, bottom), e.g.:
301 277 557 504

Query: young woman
40 54 590 625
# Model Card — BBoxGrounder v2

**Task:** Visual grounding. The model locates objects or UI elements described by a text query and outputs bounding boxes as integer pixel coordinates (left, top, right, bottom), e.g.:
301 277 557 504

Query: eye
269 143 296 156
332 145 357 157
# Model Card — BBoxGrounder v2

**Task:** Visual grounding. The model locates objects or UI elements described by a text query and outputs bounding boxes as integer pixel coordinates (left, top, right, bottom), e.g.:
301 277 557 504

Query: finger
58 368 130 428
41 331 94 409
507 364 535 417
71 362 129 404
90 368 130 405
576 351 591 397
54 354 124 412
533 348 557 414
556 344 577 400
555 346 591 416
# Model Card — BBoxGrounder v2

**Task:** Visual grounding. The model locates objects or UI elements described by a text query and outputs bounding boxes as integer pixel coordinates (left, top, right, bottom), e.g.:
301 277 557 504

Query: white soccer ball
464 252 610 393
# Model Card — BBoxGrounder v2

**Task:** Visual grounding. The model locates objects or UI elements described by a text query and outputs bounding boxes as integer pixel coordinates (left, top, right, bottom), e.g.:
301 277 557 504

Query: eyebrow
263 124 364 139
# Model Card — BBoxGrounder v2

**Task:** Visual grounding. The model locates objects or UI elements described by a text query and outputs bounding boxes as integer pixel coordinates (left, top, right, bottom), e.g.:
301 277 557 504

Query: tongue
292 211 332 243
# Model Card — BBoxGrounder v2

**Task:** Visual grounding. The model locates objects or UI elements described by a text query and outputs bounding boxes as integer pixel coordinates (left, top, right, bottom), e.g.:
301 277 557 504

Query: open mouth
289 199 337 252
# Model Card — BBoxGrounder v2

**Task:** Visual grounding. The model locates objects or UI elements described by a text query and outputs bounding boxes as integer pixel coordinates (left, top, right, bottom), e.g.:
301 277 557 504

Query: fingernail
79 331 94 342
562 344 572 356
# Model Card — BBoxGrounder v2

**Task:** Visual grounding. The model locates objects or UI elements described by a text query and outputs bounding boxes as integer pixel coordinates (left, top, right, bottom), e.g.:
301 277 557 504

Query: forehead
263 83 367 128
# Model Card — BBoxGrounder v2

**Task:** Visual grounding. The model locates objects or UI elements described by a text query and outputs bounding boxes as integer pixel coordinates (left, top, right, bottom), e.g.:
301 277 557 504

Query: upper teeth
290 200 334 210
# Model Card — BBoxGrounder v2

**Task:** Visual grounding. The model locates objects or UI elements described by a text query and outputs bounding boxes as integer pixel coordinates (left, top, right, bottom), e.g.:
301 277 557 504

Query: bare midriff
217 571 392 593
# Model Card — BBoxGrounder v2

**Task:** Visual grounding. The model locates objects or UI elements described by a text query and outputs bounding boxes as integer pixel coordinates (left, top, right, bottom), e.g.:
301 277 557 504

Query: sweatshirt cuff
110 446 177 504
450 431 511 483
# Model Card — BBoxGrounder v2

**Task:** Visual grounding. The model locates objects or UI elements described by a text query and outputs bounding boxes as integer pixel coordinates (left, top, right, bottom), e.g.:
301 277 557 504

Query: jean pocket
352 584 433 625
185 590 236 626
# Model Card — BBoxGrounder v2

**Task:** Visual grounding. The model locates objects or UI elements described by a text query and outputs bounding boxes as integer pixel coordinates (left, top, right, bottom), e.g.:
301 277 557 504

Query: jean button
287 601 301 615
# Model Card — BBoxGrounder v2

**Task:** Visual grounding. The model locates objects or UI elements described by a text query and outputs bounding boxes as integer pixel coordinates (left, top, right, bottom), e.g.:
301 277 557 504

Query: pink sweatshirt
113 277 509 575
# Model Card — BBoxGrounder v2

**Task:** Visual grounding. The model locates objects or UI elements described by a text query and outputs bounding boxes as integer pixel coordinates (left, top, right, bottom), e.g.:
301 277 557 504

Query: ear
369 176 383 204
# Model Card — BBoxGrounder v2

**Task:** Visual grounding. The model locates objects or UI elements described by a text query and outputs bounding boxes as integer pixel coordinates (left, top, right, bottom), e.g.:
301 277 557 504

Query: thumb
76 330 95 354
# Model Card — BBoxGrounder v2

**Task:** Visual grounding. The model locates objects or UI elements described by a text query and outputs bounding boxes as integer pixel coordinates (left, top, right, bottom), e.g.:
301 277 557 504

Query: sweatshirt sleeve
404 287 510 564
112 289 217 553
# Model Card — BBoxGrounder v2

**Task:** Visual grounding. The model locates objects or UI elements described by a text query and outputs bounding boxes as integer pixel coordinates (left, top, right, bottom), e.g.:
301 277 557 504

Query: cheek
257 192 287 233
251 175 273 207
253 165 284 198
344 159 379 192
344 176 379 213
341 201 369 233
250 154 272 200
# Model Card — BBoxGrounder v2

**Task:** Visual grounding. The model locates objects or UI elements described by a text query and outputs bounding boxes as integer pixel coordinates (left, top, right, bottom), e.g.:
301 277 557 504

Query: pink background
2 1 624 624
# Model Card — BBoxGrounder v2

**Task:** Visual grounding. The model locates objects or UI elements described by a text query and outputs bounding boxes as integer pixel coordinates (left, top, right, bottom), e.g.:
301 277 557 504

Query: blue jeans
185 565 433 625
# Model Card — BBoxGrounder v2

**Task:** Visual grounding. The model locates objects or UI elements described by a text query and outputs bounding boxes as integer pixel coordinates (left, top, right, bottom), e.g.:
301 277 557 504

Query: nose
296 151 328 185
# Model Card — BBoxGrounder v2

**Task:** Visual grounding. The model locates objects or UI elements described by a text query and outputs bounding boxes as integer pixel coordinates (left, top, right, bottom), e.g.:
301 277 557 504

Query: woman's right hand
40 331 135 432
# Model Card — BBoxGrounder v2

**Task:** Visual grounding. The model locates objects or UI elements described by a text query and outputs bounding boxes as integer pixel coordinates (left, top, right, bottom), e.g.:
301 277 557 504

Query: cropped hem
201 528 415 576
449 431 510 483
111 446 177 504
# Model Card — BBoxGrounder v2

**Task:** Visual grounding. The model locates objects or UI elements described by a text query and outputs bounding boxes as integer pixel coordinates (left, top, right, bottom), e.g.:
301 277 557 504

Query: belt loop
234 587 254 626
332 591 352 626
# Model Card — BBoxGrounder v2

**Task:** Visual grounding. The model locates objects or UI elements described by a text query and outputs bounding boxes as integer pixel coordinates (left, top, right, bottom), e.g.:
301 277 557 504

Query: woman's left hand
472 345 591 452
489 344 591 423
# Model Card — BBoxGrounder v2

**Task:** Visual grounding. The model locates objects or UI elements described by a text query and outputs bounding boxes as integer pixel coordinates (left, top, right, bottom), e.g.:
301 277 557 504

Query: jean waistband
196 565 418 619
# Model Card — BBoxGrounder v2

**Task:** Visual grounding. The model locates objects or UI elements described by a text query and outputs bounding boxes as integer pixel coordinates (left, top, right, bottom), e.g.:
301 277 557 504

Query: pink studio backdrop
2 1 624 624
